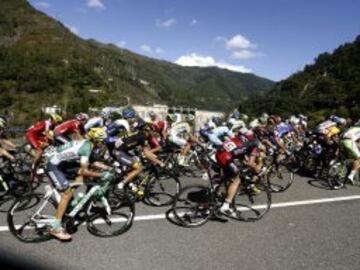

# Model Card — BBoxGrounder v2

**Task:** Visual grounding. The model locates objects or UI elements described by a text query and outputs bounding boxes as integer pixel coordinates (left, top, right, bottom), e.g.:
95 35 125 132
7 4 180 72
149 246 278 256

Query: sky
28 0 360 81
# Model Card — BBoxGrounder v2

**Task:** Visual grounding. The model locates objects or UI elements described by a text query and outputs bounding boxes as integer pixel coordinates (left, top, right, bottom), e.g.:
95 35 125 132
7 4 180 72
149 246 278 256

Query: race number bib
223 141 237 152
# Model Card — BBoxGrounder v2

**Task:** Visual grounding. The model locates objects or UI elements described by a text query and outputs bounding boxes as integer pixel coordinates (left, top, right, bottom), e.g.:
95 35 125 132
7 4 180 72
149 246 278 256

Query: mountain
0 0 274 125
241 35 360 124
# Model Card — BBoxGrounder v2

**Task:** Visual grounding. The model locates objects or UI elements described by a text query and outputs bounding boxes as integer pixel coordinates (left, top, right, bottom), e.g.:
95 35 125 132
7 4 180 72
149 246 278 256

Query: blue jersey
207 126 233 146
274 123 294 138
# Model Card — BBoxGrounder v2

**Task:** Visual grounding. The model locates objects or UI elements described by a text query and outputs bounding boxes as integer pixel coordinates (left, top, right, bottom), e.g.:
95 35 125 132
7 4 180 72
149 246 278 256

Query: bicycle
172 161 271 227
7 175 135 242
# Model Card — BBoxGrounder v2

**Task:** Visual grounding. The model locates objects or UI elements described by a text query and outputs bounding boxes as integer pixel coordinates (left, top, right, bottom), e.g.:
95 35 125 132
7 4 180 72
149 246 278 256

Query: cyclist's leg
46 163 72 240
114 150 142 188
220 162 241 213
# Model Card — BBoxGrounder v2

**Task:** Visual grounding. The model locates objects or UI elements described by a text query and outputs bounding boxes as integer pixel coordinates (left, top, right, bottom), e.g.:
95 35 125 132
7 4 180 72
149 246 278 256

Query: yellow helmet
49 114 63 124
88 127 107 142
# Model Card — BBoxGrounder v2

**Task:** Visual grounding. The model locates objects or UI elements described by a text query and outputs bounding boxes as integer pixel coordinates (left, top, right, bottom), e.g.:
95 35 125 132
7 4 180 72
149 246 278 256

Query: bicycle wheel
267 162 294 192
86 195 135 237
7 193 56 243
233 181 271 221
172 185 214 227
144 172 181 207
327 162 347 189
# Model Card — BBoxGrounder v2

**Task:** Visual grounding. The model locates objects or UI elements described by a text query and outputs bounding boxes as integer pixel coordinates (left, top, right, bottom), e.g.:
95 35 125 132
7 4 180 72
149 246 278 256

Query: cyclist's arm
0 138 17 149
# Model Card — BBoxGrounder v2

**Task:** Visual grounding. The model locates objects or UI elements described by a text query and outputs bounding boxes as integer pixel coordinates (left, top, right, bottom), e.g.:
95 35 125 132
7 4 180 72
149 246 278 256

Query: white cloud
87 0 105 9
155 47 164 54
35 1 50 8
175 53 251 73
116 41 127 48
191 19 197 25
225 34 256 50
231 50 260 60
65 24 79 35
140 44 152 53
156 18 176 29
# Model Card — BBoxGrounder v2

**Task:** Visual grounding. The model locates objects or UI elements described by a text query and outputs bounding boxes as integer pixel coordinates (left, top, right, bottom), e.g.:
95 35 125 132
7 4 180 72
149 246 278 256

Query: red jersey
152 120 168 133
26 120 52 150
27 120 52 135
54 119 81 136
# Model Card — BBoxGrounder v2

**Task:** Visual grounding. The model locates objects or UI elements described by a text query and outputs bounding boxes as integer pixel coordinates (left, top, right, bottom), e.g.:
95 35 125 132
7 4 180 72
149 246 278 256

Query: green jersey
48 139 92 166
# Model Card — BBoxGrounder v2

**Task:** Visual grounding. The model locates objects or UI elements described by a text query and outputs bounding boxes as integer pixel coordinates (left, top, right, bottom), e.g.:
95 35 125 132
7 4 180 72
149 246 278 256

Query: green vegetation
241 35 360 125
0 0 273 126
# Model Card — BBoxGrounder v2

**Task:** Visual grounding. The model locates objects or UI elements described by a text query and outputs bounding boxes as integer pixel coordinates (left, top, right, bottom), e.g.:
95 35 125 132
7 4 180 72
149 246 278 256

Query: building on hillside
132 103 224 131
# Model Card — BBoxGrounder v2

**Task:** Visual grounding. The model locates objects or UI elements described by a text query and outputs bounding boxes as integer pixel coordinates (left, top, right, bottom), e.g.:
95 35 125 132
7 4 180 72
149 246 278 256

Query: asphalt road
1 173 360 270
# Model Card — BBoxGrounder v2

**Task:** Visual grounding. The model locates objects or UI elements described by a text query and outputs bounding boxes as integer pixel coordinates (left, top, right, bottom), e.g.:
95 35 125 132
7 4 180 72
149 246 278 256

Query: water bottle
71 192 85 208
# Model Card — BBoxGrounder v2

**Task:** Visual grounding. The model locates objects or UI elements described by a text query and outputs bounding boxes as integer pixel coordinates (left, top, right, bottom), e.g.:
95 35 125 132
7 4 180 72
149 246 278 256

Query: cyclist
54 113 89 145
46 127 112 241
114 109 165 194
0 116 17 161
26 114 63 179
84 112 107 132
341 121 360 184
168 114 201 166
148 111 168 141
216 135 261 216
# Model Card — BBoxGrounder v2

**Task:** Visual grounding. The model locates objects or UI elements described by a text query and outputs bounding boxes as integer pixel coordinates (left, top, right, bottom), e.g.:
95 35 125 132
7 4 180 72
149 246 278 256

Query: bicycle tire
172 185 214 227
144 171 181 207
232 181 271 222
266 162 294 192
86 195 135 237
7 193 55 243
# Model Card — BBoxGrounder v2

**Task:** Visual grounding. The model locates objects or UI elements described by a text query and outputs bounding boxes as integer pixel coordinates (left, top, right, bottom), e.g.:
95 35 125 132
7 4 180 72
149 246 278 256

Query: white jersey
84 117 104 132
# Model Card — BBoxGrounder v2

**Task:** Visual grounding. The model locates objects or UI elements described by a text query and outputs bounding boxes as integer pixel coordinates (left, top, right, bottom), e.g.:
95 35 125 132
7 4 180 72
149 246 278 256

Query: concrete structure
132 103 224 131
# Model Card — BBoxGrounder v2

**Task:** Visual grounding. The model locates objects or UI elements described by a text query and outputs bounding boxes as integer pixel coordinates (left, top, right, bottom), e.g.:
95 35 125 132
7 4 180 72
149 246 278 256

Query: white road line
1 195 360 232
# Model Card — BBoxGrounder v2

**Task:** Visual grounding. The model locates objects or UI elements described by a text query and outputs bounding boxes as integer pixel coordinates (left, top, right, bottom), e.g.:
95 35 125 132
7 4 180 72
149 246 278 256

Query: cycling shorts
169 135 187 147
46 163 79 192
342 139 360 159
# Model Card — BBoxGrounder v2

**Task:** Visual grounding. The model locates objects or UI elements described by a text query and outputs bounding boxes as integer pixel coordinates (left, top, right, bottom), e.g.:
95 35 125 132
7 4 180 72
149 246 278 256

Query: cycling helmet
134 118 148 130
148 111 156 119
122 108 136 119
212 116 222 127
297 114 307 121
228 118 236 127
49 114 63 124
0 117 7 128
75 113 89 122
185 114 195 122
353 119 360 127
329 115 346 125
289 115 300 125
259 113 269 124
88 127 107 142
231 110 241 119
100 109 111 119
240 114 249 122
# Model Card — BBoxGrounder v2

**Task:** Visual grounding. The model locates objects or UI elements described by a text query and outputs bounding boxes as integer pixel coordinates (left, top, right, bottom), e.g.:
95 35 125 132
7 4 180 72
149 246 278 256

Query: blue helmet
122 108 136 119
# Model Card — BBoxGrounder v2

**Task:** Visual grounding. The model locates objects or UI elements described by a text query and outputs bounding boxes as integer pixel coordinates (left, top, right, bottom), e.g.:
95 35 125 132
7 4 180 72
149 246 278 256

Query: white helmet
290 115 300 125
0 117 6 128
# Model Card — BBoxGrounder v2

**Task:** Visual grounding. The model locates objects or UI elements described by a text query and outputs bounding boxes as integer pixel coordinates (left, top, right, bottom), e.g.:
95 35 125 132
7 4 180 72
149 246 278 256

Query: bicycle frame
24 181 112 228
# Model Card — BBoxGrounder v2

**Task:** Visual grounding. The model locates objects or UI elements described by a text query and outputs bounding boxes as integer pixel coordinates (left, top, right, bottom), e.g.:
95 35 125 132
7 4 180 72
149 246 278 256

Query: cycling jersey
229 119 246 133
47 140 92 191
169 122 192 147
152 120 168 134
274 123 294 138
207 126 233 146
26 120 52 150
106 119 130 137
84 117 104 132
316 120 337 135
54 119 82 137
342 127 360 159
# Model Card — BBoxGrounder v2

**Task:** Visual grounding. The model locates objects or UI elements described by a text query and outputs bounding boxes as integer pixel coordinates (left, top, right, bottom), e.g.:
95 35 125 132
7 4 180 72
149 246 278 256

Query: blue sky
29 0 360 81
